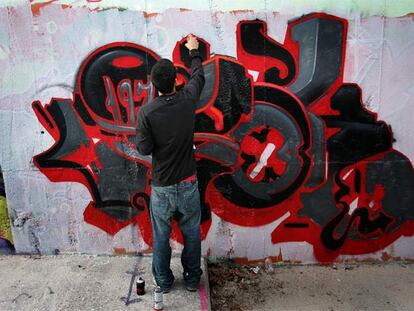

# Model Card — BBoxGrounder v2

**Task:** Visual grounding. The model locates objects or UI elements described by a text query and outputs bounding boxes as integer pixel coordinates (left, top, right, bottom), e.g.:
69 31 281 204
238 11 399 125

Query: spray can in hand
154 286 164 310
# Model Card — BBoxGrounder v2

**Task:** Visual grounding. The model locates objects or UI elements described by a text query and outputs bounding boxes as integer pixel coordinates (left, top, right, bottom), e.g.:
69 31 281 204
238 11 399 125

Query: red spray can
136 277 145 296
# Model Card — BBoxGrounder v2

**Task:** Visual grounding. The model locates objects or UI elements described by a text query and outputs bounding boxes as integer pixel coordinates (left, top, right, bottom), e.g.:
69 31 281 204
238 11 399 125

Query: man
136 35 205 293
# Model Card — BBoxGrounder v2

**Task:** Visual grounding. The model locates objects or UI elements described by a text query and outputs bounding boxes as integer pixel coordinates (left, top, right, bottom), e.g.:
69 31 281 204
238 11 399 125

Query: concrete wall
1 0 414 263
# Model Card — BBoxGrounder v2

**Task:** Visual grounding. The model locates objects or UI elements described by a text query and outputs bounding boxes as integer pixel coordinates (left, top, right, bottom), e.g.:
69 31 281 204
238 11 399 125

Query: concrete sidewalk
0 254 210 311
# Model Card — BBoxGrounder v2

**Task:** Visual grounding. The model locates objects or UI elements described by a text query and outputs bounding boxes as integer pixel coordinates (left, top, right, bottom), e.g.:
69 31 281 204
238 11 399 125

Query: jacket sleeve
182 49 205 101
136 109 154 156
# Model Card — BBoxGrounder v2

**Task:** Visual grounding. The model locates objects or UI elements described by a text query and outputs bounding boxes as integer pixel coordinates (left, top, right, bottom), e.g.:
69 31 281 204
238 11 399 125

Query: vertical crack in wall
28 221 41 255
208 0 225 51
377 0 387 116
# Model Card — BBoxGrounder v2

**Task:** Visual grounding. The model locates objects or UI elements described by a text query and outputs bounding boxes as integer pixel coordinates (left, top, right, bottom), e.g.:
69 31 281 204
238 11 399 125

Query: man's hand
185 34 199 51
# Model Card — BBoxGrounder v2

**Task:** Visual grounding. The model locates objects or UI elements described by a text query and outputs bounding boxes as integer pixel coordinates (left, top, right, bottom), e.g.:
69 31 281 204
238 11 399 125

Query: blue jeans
150 179 202 290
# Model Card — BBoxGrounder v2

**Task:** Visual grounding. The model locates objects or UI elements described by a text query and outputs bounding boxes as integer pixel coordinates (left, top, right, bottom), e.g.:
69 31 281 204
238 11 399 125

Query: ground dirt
208 260 414 311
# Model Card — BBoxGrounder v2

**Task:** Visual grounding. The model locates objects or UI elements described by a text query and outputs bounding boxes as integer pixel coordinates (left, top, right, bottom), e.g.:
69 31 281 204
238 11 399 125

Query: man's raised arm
182 34 205 101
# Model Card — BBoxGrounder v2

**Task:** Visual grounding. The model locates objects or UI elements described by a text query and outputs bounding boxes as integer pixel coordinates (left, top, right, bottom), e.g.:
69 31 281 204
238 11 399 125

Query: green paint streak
97 6 127 13
0 196 13 244
2 0 414 17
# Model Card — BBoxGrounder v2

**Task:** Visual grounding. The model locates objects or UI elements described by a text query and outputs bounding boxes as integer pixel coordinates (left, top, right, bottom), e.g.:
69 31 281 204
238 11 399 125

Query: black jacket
136 49 205 186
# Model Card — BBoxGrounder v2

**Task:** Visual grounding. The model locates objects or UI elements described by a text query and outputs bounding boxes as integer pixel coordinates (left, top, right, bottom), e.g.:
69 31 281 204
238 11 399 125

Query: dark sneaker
161 286 171 294
152 277 173 294
186 285 198 292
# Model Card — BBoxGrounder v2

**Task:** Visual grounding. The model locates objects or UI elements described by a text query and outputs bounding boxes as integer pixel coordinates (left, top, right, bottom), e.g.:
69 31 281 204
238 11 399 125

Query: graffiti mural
32 13 414 261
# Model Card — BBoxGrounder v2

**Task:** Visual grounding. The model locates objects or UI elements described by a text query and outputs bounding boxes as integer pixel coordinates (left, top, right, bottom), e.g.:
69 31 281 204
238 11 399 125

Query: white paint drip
249 143 276 179
276 211 291 226
248 69 260 82
342 168 354 180
348 198 359 215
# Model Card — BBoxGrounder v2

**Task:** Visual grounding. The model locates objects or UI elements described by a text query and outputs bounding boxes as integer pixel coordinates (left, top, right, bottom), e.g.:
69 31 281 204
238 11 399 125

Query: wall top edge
1 0 414 18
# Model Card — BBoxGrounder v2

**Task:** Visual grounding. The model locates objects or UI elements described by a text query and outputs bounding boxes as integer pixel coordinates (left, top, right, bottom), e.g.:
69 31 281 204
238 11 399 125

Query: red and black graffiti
32 13 414 261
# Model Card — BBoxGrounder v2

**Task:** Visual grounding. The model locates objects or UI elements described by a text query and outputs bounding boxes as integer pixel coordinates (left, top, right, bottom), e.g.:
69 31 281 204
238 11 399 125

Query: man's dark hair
151 59 176 94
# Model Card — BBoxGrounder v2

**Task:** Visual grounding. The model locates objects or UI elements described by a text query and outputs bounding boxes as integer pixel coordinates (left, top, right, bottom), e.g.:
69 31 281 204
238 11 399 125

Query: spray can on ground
153 286 164 310
136 277 145 295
